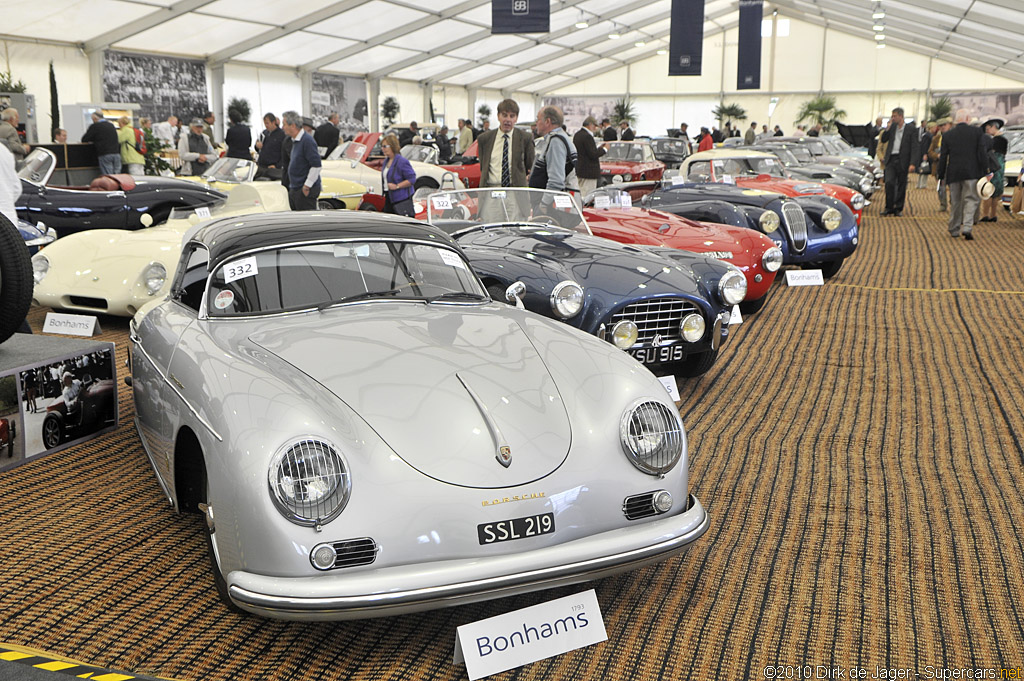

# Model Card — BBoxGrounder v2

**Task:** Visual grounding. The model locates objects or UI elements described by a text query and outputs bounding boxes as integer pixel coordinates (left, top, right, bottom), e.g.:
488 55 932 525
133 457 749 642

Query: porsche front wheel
0 213 33 345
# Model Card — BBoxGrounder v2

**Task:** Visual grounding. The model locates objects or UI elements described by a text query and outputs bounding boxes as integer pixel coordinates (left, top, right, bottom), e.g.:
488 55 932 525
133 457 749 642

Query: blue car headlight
822 207 842 232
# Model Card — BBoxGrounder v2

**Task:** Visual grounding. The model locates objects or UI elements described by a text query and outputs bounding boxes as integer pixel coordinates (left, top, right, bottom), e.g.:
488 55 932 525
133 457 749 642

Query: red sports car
439 139 482 188
681 149 866 225
581 192 782 313
599 141 666 187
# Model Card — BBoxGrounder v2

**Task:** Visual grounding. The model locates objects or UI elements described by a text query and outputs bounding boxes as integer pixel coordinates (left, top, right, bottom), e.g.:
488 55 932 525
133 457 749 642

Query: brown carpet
1 183 1023 680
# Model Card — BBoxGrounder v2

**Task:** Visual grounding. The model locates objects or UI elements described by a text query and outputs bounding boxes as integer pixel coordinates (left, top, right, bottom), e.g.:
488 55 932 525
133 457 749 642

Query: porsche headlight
762 247 784 272
680 313 706 342
550 280 584 319
822 207 842 232
759 210 780 233
611 320 638 349
850 192 865 210
718 269 747 305
32 254 49 284
269 438 351 527
143 262 167 295
619 399 685 475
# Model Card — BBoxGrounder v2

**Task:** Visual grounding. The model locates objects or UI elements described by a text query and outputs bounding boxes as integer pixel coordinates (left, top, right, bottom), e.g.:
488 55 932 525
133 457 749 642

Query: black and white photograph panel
19 349 117 460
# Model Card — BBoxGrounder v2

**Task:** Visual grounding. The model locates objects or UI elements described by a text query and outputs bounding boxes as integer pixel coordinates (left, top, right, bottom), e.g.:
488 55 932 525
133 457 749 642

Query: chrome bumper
228 494 709 621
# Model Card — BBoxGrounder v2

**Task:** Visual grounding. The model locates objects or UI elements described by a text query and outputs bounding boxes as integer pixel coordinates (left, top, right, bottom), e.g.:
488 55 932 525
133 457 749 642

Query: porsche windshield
423 188 590 235
604 143 646 162
207 240 486 317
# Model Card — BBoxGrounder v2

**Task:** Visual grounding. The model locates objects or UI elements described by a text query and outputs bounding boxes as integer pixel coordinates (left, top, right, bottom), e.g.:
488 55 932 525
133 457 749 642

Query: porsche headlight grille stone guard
269 438 351 528
620 400 684 475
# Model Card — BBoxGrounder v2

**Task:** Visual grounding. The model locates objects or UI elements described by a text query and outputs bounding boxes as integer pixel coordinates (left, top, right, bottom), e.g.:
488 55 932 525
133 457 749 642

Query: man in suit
879 107 918 216
601 118 617 142
937 109 989 240
619 121 635 141
573 116 608 197
314 113 341 158
476 99 534 188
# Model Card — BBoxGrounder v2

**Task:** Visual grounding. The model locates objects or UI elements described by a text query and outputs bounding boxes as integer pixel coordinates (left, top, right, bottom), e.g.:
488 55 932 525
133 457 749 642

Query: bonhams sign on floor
454 589 607 679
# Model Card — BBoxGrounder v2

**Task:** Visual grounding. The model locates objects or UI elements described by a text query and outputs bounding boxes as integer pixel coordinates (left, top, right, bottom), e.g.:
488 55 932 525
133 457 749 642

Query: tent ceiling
3 0 1023 92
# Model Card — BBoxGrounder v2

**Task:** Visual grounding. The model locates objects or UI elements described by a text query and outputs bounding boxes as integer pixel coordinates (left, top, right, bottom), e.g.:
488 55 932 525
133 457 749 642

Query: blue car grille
606 298 698 346
780 201 808 254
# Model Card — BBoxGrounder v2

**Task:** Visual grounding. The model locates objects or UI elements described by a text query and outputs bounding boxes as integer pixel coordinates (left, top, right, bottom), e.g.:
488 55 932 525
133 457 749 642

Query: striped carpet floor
1 182 1022 680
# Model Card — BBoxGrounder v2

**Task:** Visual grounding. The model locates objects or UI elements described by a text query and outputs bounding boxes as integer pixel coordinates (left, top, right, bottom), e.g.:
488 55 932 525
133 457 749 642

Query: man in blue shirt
281 110 321 211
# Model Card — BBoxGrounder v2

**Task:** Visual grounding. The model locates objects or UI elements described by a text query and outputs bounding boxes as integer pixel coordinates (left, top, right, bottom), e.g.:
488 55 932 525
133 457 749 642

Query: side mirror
505 281 526 309
140 213 154 227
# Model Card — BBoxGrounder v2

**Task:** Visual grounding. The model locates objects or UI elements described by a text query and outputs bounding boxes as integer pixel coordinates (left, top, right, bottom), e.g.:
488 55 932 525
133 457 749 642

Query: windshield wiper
318 288 403 310
425 291 488 304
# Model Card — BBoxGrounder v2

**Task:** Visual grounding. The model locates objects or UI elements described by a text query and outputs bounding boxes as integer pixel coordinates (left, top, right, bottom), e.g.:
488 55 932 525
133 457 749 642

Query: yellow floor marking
92 675 135 681
35 660 79 671
77 674 94 679
833 283 1024 295
0 651 33 661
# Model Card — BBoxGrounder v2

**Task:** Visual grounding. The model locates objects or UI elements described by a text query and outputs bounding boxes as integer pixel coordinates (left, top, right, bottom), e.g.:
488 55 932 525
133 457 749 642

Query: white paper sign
194 206 211 219
785 269 825 287
659 375 681 401
620 194 632 209
431 195 453 210
454 589 606 680
222 256 259 283
553 195 573 209
439 250 466 269
671 175 686 186
42 312 101 337
594 195 611 210
729 305 743 325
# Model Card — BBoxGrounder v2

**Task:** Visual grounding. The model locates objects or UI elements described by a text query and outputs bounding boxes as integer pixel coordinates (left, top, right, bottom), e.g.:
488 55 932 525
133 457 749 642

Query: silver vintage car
129 210 709 620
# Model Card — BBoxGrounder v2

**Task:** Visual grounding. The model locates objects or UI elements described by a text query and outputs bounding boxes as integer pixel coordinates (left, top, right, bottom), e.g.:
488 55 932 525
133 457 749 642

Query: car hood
584 207 752 262
37 226 185 287
600 161 649 173
736 177 827 196
247 305 571 489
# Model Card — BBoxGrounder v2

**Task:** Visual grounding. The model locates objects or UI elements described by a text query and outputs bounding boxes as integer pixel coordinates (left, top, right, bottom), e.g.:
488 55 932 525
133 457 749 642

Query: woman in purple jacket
380 134 417 216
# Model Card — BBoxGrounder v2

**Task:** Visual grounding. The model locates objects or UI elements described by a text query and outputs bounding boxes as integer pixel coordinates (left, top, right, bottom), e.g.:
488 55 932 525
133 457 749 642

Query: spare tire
0 213 33 344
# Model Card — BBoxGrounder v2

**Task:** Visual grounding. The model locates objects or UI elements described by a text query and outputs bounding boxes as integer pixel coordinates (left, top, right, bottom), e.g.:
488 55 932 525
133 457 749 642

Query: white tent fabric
3 0 1022 93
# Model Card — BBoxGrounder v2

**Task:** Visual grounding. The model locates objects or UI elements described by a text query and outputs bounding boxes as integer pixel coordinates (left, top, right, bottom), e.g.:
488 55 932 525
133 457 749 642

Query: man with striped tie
476 98 535 188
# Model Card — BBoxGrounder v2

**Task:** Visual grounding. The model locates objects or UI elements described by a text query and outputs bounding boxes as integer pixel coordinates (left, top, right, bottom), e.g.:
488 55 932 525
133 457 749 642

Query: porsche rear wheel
0 213 33 345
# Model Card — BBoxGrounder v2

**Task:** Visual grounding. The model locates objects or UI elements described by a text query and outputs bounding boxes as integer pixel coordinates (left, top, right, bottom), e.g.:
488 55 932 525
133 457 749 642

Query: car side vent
623 492 658 520
331 538 378 569
68 296 108 311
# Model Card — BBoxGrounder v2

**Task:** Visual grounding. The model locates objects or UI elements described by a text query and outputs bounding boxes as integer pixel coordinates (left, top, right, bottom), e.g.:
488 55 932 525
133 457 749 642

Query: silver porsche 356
129 209 709 620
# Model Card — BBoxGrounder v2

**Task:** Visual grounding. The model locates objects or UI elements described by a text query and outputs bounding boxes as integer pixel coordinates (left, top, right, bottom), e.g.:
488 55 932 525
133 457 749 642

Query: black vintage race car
15 148 225 237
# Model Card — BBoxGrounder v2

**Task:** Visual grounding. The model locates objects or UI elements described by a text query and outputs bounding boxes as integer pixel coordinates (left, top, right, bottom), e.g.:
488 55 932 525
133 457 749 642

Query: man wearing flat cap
177 118 215 176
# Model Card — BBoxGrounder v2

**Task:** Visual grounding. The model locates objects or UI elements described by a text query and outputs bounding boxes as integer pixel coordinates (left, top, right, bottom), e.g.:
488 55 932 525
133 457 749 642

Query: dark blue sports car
643 182 859 279
15 148 225 237
423 187 747 378
16 217 57 255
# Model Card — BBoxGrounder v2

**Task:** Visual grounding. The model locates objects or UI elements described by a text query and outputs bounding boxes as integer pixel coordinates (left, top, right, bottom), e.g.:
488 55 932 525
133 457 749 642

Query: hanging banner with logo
668 0 706 76
492 0 550 34
737 0 763 89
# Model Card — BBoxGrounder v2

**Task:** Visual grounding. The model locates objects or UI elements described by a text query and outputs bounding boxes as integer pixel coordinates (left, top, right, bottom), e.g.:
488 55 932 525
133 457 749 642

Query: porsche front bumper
228 494 709 621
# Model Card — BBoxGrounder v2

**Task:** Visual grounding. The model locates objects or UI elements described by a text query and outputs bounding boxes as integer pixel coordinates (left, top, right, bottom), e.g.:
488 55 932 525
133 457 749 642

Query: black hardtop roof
189 210 458 266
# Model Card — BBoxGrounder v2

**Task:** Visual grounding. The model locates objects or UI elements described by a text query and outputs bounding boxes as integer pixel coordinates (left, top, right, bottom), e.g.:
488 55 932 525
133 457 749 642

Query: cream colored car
32 184 288 317
321 141 464 194
179 157 368 210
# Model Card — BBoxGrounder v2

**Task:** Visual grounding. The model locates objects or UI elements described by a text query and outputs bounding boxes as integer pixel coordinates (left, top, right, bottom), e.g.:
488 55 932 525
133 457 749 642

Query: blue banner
668 0 705 76
737 0 763 89
492 0 550 34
